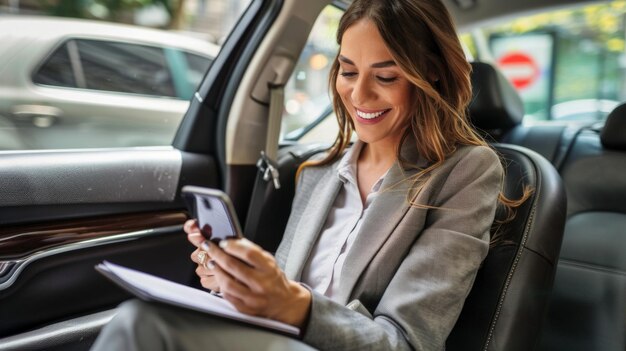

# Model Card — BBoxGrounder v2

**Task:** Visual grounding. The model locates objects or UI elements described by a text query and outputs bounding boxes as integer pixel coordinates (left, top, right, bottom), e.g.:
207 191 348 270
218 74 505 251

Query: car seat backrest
469 61 525 137
600 102 626 150
469 62 570 165
244 143 330 252
447 144 566 351
560 128 626 216
468 60 626 350
539 103 626 351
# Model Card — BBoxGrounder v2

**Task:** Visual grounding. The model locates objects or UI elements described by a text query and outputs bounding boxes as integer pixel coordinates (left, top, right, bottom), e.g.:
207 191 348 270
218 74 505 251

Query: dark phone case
181 186 243 243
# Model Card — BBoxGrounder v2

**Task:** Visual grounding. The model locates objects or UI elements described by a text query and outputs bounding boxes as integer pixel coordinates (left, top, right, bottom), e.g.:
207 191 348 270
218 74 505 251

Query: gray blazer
275 141 503 351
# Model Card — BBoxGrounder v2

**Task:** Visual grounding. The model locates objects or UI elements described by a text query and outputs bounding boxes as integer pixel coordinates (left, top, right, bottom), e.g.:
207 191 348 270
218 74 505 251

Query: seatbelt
244 84 284 244
258 82 283 190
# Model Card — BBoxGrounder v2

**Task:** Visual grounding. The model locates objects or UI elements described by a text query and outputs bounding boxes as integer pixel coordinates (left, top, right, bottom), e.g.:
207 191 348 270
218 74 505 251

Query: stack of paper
96 261 300 336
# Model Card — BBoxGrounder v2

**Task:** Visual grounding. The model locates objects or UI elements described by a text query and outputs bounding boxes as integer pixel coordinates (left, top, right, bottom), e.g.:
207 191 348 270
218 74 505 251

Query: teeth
356 109 386 119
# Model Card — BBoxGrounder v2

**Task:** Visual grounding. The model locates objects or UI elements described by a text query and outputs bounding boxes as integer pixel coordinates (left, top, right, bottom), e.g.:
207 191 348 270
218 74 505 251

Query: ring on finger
197 251 208 266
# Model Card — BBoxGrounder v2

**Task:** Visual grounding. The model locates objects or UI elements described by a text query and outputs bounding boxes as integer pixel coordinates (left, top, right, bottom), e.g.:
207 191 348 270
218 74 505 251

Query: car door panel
0 149 217 225
0 149 219 336
0 148 181 209
0 0 283 346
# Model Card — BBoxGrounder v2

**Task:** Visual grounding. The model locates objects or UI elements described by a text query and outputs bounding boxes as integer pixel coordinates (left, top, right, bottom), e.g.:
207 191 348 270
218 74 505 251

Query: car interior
0 0 624 350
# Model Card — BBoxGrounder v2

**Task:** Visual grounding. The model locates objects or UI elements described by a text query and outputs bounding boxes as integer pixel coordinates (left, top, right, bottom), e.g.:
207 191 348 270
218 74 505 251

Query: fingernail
219 240 228 249
206 260 215 270
201 241 210 252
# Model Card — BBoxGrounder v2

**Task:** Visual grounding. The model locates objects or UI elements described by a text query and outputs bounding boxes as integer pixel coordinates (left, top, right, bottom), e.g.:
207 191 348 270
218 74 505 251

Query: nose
350 76 376 105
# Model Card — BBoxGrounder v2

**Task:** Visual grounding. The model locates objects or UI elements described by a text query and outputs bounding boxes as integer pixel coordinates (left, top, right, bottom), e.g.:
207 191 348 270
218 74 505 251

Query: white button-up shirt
300 142 387 300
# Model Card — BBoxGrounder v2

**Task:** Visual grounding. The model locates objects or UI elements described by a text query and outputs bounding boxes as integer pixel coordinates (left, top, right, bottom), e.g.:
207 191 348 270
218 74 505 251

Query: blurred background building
0 0 249 44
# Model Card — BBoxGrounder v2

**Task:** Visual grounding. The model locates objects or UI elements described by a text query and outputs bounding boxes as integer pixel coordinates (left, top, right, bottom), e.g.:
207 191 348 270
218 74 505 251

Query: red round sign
497 52 540 90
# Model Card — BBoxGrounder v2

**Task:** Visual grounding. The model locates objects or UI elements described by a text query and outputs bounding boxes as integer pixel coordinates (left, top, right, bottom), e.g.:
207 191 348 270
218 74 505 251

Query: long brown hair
299 0 529 233
302 0 480 167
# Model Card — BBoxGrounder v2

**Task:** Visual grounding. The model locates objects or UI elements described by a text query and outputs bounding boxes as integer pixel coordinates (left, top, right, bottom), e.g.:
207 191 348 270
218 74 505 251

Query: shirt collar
336 141 387 193
337 141 362 185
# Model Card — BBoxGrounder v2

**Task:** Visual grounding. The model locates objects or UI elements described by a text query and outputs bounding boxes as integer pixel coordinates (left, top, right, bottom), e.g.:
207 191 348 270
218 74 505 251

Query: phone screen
182 187 241 243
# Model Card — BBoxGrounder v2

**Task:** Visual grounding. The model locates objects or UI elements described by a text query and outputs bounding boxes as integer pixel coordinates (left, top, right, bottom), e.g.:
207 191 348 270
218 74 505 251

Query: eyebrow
338 55 396 68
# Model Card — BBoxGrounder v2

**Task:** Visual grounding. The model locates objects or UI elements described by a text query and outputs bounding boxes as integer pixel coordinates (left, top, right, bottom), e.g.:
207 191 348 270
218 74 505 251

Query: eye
340 71 357 78
377 76 398 83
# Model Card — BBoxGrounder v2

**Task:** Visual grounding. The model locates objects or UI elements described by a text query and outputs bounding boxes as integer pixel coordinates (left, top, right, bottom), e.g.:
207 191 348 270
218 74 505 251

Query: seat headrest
601 103 626 150
469 62 524 131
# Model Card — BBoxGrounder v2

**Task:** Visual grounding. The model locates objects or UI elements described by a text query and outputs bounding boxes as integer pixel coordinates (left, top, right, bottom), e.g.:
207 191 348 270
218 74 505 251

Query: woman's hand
206 238 312 328
185 219 219 292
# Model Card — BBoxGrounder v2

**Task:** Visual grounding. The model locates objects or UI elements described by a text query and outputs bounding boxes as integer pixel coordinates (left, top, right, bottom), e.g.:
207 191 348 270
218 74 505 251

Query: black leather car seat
538 104 626 351
446 63 569 350
469 61 571 165
469 60 626 350
445 145 566 350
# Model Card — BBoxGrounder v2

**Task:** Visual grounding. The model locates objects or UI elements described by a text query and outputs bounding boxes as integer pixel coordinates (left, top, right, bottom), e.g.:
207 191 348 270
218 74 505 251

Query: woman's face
336 19 413 150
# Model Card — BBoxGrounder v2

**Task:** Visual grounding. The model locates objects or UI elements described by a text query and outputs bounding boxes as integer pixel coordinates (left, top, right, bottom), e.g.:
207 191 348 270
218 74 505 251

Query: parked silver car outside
0 16 220 150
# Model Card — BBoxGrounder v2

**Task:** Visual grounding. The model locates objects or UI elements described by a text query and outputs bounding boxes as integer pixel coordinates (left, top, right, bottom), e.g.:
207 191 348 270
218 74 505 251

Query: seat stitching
484 149 539 351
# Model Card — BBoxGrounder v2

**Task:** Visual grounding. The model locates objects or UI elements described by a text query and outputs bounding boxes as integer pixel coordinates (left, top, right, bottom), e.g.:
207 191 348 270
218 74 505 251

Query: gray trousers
90 300 317 351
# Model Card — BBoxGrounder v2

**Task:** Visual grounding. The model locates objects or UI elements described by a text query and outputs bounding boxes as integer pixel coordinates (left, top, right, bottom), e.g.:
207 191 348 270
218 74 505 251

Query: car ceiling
445 0 605 29
336 0 607 29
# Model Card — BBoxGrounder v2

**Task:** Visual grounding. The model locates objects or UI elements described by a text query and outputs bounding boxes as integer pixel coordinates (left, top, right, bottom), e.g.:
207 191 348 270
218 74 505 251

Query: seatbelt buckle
256 151 281 190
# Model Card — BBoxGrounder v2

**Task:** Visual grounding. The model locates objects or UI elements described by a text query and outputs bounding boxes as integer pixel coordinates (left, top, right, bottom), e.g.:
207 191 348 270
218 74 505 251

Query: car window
76 39 176 97
178 51 213 100
32 44 77 88
281 5 343 144
467 2 626 124
0 1 248 150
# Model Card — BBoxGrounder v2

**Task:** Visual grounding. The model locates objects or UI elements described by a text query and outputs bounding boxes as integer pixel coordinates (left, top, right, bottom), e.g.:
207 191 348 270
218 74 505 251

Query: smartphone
181 186 243 243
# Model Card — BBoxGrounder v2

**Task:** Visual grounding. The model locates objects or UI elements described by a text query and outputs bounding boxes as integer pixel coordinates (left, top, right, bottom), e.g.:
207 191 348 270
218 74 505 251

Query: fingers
185 220 205 247
205 241 258 287
199 275 220 292
209 261 264 311
218 238 275 270
201 239 310 326
190 248 212 265
195 262 214 276
207 239 283 296
184 219 199 234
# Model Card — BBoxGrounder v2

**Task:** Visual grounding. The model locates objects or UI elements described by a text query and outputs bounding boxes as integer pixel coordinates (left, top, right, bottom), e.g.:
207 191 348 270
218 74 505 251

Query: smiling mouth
355 108 391 120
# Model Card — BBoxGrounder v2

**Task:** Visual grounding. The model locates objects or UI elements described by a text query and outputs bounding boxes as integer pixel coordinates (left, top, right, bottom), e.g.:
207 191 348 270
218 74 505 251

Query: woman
92 0 507 350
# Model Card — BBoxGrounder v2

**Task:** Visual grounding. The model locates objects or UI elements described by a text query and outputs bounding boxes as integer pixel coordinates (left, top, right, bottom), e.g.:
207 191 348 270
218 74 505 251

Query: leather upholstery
600 102 626 150
539 126 626 350
560 132 626 216
467 60 625 351
447 144 566 351
469 61 525 132
244 143 330 253
468 62 569 165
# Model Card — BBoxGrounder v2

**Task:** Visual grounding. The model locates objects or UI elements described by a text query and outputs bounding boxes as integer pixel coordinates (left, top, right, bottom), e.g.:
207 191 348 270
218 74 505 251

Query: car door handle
11 104 62 128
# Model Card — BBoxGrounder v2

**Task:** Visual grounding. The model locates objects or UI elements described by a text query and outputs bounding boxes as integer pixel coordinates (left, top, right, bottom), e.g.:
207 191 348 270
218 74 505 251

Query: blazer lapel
284 168 343 280
335 137 428 304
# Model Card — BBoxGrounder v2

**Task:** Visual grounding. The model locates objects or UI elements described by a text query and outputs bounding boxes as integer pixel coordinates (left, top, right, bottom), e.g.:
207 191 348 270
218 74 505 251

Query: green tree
40 0 187 28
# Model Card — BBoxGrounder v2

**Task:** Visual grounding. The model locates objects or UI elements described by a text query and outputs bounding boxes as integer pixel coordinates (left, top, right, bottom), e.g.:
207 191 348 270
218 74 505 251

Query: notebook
96 261 300 336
